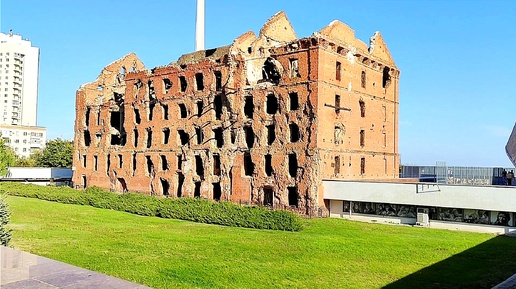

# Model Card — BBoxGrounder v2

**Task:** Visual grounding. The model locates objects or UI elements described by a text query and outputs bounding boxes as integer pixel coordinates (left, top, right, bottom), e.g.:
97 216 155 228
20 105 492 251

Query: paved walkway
0 246 152 289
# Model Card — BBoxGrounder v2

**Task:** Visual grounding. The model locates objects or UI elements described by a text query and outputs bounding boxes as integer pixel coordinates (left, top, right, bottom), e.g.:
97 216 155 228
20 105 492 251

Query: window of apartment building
360 157 366 175
266 125 275 145
359 100 365 117
178 104 188 118
162 78 172 94
214 95 222 120
361 71 366 88
288 187 298 208
243 153 254 176
244 96 254 119
288 153 298 177
82 155 87 168
336 61 341 81
196 101 203 117
289 123 300 142
360 130 365 147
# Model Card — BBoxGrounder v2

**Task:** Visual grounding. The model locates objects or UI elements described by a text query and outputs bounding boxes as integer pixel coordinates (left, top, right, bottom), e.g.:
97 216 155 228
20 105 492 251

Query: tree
0 194 12 246
37 138 74 168
0 137 16 176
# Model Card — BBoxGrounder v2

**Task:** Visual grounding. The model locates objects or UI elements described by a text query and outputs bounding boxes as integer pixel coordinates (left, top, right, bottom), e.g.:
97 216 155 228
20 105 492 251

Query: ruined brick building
72 12 400 214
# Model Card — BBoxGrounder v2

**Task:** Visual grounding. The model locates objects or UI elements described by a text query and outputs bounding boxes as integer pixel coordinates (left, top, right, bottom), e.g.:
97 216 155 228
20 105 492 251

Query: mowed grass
6 196 516 289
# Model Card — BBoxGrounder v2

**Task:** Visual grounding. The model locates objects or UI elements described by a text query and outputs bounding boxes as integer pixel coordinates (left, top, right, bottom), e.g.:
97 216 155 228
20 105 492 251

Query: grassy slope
7 196 516 289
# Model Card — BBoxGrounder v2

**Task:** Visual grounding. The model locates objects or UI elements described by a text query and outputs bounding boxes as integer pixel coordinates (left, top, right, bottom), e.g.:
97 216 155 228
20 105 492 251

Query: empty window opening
110 111 122 131
263 187 274 206
265 154 273 176
118 154 123 168
289 92 299 110
361 71 366 88
290 58 300 78
244 126 254 148
84 130 91 147
214 95 222 120
262 57 281 85
148 102 155 121
160 178 170 196
336 61 341 81
230 128 237 144
195 73 204 91
266 125 275 145
359 101 365 117
214 71 222 91
134 108 141 124
335 95 341 115
288 187 298 207
85 107 90 126
383 106 387 122
177 155 183 170
178 103 188 118
179 76 187 92
195 155 204 176
94 155 98 171
161 155 167 171
196 101 203 117
213 183 221 201
96 133 102 142
289 123 300 143
195 126 203 144
162 78 172 94
244 96 254 119
106 154 111 175
132 153 137 175
177 173 185 197
244 153 254 176
148 80 155 99
134 79 142 98
110 134 121 145
266 94 278 114
382 67 391 88
360 130 365 147
213 127 224 148
334 126 343 144
334 156 340 175
178 130 189 146
383 132 387 147
97 111 101 125
113 92 124 103
133 129 139 147
82 175 87 188
163 128 170 144
213 154 221 176
361 157 366 175
162 104 169 120
194 181 201 198
146 155 154 175
82 154 87 168
288 153 298 177
146 128 152 148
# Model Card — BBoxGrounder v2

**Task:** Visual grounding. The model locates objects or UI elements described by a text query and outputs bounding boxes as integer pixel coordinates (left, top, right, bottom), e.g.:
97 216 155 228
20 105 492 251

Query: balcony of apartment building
12 100 20 107
13 64 21 73
12 76 21 84
30 138 43 149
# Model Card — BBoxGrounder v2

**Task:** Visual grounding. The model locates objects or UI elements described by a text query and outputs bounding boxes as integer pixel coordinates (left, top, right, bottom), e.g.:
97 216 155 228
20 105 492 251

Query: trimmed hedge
0 183 303 231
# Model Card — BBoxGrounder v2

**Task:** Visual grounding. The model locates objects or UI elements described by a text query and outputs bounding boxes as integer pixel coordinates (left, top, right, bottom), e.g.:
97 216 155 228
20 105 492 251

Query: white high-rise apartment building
0 30 46 158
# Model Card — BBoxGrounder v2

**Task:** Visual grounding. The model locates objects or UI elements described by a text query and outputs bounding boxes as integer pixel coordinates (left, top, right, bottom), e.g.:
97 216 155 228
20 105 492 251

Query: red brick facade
72 12 400 215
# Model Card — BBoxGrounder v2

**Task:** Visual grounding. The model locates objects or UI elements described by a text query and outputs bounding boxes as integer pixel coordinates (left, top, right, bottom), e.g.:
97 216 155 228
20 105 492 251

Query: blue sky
1 0 515 167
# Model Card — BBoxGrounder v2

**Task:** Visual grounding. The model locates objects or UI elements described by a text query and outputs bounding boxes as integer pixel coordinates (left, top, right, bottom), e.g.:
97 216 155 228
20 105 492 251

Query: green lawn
6 196 516 289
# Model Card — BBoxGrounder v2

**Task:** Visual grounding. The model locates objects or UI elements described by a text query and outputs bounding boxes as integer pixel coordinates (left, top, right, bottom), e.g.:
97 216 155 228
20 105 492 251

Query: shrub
0 194 12 246
0 183 303 231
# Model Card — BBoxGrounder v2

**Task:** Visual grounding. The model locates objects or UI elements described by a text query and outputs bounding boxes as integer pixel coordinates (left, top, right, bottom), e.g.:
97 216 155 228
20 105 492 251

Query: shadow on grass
383 233 516 289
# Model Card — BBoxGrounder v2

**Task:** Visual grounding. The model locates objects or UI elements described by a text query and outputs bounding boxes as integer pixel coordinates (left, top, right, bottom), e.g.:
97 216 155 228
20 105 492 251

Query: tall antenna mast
195 0 205 51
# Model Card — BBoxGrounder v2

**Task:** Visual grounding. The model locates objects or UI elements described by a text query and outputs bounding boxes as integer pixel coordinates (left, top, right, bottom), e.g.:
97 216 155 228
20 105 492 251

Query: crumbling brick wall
72 11 399 215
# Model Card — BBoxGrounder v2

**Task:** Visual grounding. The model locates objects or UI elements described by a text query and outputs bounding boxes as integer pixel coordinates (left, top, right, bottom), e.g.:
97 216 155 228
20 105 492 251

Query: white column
195 0 205 51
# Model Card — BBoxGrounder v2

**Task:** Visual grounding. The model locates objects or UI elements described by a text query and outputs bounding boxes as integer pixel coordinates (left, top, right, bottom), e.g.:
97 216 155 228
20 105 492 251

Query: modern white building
0 30 46 156
0 125 45 157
